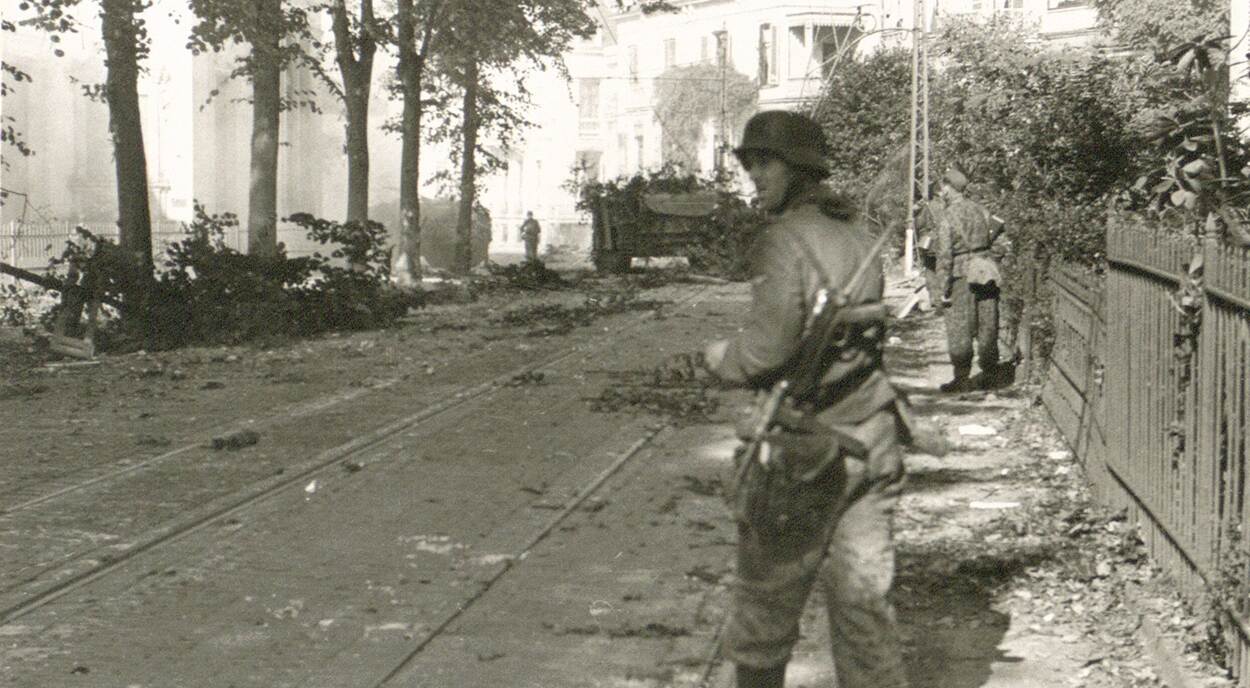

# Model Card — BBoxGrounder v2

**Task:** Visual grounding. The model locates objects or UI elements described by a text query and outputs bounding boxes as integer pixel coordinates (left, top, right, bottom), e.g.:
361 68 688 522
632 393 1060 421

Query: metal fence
1045 222 1250 682
0 221 322 282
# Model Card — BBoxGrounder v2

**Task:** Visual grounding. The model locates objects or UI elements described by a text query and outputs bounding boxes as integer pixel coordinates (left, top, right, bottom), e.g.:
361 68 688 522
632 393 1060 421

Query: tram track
370 427 669 688
362 419 736 688
0 286 713 628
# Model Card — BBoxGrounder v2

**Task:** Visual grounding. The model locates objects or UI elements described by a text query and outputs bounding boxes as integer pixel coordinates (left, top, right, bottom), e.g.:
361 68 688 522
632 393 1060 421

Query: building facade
0 0 456 260
481 0 1100 257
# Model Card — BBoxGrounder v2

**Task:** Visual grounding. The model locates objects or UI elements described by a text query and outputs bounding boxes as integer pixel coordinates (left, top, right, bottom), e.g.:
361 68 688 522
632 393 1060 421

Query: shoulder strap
789 226 872 304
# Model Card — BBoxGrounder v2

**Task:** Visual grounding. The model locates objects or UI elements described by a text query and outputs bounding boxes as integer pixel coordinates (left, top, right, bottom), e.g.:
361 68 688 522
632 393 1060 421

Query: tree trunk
247 0 282 258
333 0 375 225
343 79 371 224
396 0 422 283
454 58 478 275
100 0 153 323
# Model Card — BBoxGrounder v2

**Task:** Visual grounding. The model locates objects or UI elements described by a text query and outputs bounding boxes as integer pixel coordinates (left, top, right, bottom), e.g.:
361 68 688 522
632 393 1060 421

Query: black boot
940 376 976 393
736 663 786 688
940 364 974 393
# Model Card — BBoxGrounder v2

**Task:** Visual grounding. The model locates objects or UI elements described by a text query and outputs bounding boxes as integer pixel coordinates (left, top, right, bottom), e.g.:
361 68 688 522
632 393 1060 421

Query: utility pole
904 0 930 276
717 24 728 177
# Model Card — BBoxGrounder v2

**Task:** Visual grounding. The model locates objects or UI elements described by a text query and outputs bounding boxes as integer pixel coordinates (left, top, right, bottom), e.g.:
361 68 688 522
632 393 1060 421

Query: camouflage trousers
722 409 909 688
945 276 999 380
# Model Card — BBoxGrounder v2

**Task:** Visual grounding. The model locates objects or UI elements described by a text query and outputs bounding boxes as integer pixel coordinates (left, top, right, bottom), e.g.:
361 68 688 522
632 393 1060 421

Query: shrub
46 204 416 351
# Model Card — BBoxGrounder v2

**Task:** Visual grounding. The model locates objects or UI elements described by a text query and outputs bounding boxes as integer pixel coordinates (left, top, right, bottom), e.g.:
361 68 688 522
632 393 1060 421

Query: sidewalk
706 278 1233 688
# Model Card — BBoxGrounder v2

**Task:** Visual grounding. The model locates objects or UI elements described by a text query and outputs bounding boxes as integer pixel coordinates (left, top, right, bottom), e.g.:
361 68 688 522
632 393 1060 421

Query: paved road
1 283 746 687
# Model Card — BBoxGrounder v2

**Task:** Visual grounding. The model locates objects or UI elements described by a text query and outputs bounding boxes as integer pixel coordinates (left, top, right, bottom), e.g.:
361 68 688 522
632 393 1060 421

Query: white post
903 0 923 277
1233 0 1249 110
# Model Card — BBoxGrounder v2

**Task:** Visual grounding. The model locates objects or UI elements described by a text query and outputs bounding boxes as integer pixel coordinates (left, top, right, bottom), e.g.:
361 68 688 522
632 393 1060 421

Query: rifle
732 228 894 518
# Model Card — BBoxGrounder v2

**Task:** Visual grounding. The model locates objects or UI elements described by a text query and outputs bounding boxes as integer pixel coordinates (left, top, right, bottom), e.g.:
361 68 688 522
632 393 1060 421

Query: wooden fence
1045 222 1250 681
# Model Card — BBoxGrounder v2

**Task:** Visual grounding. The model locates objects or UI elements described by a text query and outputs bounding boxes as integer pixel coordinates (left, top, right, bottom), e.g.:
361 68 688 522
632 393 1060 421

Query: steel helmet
733 110 831 179
943 166 969 192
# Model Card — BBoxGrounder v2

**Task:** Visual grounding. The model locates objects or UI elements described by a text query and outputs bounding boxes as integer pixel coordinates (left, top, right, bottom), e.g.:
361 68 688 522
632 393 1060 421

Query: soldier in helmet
932 167 1005 392
519 211 542 262
703 110 910 688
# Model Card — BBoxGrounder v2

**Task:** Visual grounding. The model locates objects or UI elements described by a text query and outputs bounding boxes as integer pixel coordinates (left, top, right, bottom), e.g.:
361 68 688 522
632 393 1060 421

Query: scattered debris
969 500 1021 510
136 434 173 448
588 386 718 424
0 382 47 400
483 260 568 290
505 370 546 387
588 354 720 424
607 622 690 639
36 360 101 372
496 294 669 338
686 564 723 585
680 474 722 497
476 651 506 662
207 429 260 451
958 423 998 436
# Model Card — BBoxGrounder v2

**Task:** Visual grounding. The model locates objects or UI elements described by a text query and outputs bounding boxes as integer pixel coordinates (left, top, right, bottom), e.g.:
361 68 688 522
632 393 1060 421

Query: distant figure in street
932 166 1006 392
520 211 541 262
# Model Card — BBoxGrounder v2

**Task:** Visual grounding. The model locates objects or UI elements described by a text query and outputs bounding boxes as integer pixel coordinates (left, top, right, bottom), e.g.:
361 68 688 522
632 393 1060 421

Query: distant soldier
914 187 946 312
519 211 541 262
703 110 910 688
932 167 1006 392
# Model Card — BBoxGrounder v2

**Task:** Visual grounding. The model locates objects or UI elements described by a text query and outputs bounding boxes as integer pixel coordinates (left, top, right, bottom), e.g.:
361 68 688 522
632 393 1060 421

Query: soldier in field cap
702 109 910 688
932 165 1007 392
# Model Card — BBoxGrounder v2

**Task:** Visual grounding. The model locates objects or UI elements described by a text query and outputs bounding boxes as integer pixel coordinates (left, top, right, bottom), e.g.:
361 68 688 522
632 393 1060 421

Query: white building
0 0 456 259
937 0 1099 45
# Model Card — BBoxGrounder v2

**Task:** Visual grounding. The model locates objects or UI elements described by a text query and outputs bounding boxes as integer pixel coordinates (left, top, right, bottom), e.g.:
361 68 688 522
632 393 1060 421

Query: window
617 134 629 175
700 36 709 63
628 45 639 83
664 38 676 68
814 25 859 80
635 134 645 171
788 25 809 79
576 150 602 183
758 24 777 85
578 78 600 133
714 30 730 67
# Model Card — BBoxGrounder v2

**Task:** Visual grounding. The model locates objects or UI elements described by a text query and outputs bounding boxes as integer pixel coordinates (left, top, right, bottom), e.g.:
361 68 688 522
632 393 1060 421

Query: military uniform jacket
933 196 1003 289
711 186 897 424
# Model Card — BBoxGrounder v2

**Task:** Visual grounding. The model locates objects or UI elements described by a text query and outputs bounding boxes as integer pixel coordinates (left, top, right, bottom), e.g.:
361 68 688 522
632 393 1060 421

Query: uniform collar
773 182 856 221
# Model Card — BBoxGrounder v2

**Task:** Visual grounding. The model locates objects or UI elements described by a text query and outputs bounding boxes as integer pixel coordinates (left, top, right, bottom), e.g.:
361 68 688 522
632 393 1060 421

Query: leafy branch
1132 33 1250 245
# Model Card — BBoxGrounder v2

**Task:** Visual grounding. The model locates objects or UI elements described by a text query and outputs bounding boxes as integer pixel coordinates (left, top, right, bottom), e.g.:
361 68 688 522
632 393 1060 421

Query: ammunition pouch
726 404 882 532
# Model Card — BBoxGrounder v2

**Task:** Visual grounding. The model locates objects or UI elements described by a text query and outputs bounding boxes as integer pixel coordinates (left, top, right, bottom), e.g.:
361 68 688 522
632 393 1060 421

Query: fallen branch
0 261 122 308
